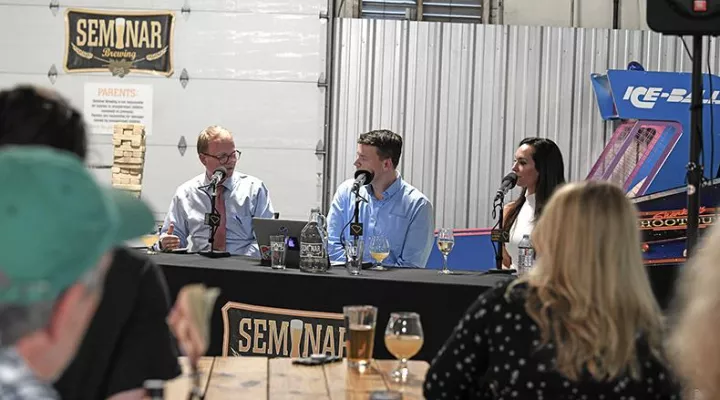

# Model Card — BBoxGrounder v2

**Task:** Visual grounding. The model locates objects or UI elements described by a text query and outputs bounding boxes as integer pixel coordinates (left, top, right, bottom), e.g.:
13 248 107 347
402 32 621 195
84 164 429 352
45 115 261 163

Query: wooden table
166 357 429 399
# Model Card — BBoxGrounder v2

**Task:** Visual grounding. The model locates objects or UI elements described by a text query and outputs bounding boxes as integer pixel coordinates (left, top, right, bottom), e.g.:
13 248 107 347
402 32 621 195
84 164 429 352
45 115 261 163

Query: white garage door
0 0 328 222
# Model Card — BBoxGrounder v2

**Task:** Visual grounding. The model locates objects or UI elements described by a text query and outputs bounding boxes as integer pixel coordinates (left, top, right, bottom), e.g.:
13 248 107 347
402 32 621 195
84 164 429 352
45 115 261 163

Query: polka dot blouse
424 281 682 399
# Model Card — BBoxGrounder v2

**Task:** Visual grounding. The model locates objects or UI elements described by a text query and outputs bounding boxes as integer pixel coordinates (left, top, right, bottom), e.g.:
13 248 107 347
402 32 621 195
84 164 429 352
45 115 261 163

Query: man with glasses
158 125 275 256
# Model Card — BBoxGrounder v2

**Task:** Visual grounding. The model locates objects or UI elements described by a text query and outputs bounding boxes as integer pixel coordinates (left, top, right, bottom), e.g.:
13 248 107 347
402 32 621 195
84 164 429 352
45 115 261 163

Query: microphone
210 166 227 187
352 170 374 193
494 172 518 200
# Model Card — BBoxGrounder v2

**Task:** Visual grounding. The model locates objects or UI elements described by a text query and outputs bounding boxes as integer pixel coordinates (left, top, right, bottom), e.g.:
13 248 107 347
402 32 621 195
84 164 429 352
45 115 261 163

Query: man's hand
166 285 218 366
160 223 181 251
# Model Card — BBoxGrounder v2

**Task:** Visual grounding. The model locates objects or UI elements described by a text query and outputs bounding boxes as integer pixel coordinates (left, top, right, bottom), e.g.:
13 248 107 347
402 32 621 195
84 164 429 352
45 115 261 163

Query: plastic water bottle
300 208 330 273
517 234 535 275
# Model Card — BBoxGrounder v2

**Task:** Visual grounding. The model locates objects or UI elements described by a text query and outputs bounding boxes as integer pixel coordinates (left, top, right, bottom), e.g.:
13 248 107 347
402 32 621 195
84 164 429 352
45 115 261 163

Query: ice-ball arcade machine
589 62 720 266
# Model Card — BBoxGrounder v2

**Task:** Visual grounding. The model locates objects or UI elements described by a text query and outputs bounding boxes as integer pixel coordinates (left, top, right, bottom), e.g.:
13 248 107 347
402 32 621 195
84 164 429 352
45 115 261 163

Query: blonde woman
424 181 681 399
668 221 720 399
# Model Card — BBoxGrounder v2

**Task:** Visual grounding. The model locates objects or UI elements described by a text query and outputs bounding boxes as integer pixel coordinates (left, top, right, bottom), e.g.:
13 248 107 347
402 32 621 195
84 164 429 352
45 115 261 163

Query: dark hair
504 137 566 231
357 129 403 168
0 86 87 159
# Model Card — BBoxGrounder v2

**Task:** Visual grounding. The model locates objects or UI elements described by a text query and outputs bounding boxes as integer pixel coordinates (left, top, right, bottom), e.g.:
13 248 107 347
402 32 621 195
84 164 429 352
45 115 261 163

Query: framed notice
64 8 175 77
221 302 346 358
83 83 153 136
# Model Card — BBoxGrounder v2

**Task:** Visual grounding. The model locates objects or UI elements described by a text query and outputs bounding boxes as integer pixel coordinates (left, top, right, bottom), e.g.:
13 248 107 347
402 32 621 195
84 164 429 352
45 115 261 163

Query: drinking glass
269 235 287 269
343 305 378 369
437 229 455 275
384 312 424 383
345 238 364 275
368 235 390 271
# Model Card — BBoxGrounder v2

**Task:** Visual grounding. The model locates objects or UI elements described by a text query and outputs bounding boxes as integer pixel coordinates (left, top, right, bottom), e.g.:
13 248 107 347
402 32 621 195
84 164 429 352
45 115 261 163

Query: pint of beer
343 305 377 368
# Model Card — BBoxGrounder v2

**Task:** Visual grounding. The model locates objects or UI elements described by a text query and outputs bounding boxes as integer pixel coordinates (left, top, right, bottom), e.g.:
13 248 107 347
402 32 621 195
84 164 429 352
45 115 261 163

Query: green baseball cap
0 146 155 305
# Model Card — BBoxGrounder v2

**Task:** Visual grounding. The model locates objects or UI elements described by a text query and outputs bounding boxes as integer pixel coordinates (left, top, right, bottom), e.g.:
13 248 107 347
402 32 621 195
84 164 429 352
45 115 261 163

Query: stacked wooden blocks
112 124 146 198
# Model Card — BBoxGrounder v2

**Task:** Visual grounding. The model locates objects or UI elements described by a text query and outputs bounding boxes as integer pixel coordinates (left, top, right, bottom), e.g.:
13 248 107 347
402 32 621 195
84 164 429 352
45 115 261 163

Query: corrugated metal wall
329 18 710 228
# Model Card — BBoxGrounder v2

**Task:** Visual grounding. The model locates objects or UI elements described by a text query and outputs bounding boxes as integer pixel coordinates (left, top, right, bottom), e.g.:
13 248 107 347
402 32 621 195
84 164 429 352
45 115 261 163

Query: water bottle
300 208 330 273
517 234 535 275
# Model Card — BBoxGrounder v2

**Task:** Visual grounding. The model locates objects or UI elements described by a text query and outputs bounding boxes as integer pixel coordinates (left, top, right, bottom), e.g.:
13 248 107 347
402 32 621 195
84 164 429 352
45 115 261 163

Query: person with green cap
0 85 183 400
0 146 155 399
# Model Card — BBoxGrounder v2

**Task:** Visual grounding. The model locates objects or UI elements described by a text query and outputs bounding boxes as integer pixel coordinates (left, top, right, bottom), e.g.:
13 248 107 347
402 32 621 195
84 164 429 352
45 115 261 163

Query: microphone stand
200 180 231 259
349 188 367 266
488 192 514 274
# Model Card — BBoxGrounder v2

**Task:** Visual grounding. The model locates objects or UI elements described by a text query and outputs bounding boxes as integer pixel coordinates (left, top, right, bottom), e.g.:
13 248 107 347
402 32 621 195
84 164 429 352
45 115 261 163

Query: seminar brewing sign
222 302 347 358
64 9 175 77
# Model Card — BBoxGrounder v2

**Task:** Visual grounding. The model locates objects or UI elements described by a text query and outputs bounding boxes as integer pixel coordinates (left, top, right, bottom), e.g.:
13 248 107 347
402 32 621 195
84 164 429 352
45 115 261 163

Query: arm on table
396 199 434 268
327 187 349 263
156 193 188 250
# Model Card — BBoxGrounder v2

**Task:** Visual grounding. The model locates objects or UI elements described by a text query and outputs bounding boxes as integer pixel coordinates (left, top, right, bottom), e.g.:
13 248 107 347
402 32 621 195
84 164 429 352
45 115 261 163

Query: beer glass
368 235 390 271
343 305 377 368
437 228 455 275
384 312 424 383
269 235 287 269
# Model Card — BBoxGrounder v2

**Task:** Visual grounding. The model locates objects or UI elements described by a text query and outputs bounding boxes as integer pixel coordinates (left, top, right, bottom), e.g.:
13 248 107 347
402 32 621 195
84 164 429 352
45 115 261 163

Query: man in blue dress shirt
158 125 275 256
327 130 434 267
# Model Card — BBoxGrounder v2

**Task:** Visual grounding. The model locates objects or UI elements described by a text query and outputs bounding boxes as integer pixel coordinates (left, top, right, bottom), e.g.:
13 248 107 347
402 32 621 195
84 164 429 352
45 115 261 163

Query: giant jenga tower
112 124 146 198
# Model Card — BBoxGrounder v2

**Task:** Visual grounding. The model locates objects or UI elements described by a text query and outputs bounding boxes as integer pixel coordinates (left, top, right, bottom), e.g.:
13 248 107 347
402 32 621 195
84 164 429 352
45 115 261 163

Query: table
155 253 512 362
166 356 429 399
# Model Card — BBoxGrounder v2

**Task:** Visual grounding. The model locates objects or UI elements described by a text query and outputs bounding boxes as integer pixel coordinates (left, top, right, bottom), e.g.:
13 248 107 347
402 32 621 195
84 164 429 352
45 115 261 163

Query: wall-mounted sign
64 8 175 77
222 302 346 358
83 82 153 136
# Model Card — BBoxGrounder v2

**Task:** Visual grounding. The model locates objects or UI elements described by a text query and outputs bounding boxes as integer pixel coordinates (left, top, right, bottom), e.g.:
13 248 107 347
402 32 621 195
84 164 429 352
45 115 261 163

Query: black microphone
352 170 374 193
494 172 518 200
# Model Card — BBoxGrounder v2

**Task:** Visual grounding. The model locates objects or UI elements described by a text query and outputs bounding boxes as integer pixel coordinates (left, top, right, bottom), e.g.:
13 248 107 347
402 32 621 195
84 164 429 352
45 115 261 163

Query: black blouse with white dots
424 280 682 400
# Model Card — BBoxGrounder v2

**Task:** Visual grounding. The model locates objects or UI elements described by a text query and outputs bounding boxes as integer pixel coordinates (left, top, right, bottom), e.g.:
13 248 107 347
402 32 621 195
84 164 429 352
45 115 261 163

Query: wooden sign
221 302 346 358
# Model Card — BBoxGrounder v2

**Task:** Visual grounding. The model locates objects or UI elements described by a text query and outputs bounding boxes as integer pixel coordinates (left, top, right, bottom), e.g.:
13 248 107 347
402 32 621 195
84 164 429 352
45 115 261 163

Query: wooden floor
166 357 429 399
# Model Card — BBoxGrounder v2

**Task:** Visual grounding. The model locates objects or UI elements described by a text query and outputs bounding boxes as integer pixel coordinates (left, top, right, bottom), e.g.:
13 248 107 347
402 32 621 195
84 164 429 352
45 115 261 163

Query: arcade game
589 66 720 265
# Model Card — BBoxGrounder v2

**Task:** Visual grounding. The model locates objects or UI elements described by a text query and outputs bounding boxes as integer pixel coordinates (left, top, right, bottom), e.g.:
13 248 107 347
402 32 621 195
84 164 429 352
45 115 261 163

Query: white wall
0 0 329 223
504 0 648 30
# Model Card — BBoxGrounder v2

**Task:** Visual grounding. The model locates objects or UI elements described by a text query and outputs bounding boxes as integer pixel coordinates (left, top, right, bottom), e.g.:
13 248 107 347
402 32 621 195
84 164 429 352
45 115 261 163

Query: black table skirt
155 253 682 362
155 253 512 362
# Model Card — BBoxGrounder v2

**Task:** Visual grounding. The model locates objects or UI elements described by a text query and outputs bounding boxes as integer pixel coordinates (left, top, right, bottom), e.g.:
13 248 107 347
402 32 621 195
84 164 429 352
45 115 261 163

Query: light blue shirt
327 175 434 267
158 172 274 256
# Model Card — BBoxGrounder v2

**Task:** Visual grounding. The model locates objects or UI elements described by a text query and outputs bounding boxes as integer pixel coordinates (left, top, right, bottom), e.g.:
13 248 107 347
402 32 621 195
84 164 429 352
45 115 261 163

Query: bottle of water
300 208 330 273
517 234 535 275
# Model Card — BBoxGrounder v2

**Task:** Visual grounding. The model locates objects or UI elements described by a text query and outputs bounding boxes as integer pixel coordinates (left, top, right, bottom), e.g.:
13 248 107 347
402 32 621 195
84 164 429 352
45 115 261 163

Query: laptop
253 218 307 268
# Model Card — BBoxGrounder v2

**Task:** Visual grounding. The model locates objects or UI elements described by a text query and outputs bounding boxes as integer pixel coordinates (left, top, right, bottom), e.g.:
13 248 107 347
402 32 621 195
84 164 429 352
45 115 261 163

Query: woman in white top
503 137 565 269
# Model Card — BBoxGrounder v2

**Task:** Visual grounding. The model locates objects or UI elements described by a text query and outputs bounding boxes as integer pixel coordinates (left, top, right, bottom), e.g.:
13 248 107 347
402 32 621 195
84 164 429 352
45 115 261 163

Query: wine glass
437 228 454 274
368 235 390 271
384 312 424 383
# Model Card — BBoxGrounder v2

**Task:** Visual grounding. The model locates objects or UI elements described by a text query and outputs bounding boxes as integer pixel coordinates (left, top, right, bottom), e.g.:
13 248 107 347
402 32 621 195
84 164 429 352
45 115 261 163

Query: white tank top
506 193 536 270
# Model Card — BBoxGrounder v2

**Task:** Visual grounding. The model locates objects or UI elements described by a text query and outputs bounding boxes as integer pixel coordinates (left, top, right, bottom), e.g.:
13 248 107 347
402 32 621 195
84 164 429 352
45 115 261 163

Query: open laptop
253 218 307 268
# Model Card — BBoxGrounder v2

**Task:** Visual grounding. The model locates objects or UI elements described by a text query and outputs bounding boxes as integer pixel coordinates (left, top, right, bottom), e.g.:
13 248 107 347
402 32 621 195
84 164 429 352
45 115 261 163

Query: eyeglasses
201 150 241 164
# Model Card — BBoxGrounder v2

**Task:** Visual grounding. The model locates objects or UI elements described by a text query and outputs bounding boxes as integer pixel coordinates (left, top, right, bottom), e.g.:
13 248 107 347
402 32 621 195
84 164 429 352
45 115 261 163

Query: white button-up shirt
158 172 275 256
